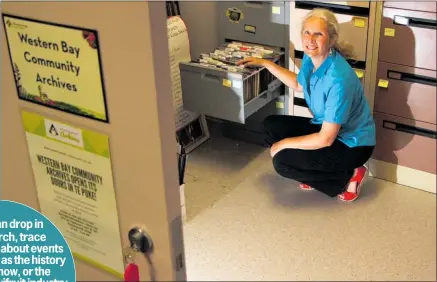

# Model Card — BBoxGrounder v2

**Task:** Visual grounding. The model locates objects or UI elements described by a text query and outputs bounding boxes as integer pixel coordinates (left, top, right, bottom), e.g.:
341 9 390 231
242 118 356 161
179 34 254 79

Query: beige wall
1 1 183 280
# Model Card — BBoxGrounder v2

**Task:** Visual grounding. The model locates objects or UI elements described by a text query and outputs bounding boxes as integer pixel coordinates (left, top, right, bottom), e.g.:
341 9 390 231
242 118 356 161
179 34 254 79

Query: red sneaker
299 183 314 191
337 166 367 202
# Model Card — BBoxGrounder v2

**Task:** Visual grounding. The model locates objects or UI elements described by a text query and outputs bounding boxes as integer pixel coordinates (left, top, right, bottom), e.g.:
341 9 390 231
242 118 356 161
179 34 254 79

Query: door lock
128 226 153 253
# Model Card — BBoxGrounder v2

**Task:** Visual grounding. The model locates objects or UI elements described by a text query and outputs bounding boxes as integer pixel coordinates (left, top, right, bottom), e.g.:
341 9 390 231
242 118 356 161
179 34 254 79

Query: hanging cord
177 141 187 186
166 1 181 17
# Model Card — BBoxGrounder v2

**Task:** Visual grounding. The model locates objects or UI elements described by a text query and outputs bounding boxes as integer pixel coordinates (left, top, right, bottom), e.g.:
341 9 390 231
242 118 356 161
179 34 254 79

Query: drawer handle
295 1 370 17
200 73 220 83
387 71 437 87
244 1 263 8
294 50 305 60
393 15 437 30
293 97 309 108
383 121 437 139
258 91 269 99
166 2 180 17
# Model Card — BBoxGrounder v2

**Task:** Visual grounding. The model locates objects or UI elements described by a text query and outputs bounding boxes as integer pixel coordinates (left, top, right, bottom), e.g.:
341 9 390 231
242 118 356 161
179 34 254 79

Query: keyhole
128 227 153 253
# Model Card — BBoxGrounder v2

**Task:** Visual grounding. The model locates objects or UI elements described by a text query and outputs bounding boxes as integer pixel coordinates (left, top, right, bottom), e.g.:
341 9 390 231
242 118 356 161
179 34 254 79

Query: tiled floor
182 128 436 281
183 123 269 221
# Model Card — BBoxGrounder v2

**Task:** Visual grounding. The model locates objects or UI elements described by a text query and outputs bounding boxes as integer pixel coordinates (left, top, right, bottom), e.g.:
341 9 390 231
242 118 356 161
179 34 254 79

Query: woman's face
301 16 332 59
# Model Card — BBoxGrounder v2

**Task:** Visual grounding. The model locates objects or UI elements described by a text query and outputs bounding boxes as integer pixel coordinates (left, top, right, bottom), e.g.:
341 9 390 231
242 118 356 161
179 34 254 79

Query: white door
1 1 185 281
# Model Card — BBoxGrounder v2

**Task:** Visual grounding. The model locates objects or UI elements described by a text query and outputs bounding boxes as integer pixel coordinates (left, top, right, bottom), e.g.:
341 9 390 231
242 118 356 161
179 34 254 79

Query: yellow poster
21 110 124 278
3 14 108 122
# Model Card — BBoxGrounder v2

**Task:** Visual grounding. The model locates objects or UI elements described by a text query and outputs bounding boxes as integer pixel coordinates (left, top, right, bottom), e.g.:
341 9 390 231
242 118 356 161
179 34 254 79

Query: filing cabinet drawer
217 1 287 49
374 62 436 124
372 112 437 174
179 63 283 124
290 2 369 62
383 2 437 13
379 8 436 71
179 40 285 125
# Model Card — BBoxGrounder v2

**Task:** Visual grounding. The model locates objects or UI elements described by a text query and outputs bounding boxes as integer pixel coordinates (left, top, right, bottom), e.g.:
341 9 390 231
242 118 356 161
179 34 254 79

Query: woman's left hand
236 57 269 67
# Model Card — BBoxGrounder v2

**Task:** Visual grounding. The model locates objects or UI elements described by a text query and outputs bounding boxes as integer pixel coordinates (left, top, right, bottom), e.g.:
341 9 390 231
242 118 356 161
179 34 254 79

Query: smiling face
301 16 334 60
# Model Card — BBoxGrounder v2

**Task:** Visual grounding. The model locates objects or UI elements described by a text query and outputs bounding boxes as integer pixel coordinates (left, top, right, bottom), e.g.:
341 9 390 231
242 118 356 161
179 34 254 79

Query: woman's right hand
236 57 269 68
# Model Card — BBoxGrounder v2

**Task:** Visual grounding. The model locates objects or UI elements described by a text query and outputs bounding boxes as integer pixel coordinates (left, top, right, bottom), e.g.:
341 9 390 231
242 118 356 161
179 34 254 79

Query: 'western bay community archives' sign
2 14 109 122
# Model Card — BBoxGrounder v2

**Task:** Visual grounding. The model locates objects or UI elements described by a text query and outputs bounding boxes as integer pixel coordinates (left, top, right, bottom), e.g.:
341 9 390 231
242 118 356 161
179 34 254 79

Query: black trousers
263 115 374 197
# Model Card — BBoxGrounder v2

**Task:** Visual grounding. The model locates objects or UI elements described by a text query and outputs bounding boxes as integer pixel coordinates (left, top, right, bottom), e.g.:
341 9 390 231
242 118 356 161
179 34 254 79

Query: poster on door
21 110 124 278
167 15 210 152
2 14 108 122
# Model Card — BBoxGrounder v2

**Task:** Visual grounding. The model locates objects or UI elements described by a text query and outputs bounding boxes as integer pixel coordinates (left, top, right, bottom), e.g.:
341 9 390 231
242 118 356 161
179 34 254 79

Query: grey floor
182 125 437 281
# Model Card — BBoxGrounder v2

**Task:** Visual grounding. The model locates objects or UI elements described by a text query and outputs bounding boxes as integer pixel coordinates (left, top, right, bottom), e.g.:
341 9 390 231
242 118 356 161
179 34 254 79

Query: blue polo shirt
296 50 376 148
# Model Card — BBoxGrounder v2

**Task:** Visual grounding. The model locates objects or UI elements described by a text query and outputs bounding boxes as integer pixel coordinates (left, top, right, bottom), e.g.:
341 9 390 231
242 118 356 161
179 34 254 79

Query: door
1 1 186 281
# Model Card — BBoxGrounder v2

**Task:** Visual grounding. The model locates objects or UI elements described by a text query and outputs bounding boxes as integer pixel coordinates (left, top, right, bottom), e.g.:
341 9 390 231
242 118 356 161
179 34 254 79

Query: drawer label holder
378 79 389 88
355 69 364 78
222 79 232 87
353 17 366 28
272 6 281 15
384 28 395 37
244 24 256 34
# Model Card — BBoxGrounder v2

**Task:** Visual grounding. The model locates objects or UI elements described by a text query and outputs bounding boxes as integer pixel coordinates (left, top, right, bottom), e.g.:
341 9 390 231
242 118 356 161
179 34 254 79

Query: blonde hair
301 8 356 60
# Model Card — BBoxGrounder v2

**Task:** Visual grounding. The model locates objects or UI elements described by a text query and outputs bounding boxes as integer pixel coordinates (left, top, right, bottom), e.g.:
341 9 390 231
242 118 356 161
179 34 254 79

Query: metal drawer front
372 112 437 174
379 7 436 70
290 2 369 62
383 1 437 13
374 62 436 124
217 1 286 49
179 62 282 124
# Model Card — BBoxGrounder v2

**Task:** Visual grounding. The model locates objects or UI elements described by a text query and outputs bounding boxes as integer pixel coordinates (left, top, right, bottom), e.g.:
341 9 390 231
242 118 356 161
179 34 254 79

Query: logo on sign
48 124 59 136
44 119 84 148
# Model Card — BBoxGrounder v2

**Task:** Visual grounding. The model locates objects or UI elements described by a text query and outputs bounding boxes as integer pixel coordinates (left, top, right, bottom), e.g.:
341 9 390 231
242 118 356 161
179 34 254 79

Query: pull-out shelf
179 42 285 124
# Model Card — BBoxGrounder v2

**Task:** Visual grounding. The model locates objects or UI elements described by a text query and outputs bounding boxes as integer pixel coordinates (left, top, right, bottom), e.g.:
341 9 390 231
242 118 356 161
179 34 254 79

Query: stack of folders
190 41 283 103
193 41 282 75
242 61 278 103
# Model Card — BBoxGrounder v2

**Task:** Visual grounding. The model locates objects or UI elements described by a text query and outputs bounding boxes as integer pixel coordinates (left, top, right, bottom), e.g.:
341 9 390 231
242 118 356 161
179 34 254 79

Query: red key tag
123 247 140 282
124 263 139 282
